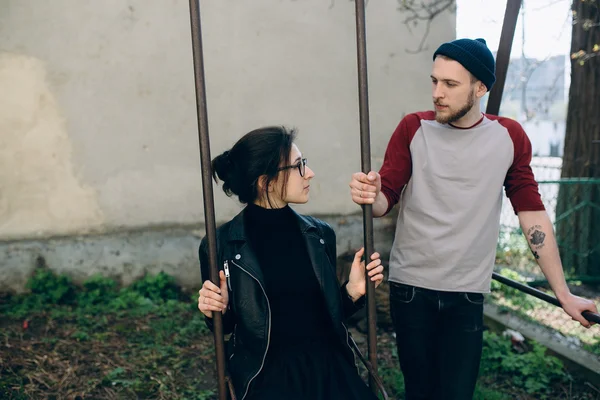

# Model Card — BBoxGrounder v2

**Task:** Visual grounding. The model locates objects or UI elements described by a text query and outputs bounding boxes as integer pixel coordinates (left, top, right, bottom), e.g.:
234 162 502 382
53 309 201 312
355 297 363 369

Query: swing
187 0 385 399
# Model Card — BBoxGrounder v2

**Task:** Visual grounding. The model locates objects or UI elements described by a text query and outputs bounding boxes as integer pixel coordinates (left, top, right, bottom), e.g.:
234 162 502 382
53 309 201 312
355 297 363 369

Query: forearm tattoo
526 225 546 260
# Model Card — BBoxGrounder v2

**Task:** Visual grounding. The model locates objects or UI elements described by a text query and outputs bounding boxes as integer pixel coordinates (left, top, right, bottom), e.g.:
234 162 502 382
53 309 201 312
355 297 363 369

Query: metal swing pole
354 0 379 394
486 0 522 116
487 0 600 326
188 1 228 399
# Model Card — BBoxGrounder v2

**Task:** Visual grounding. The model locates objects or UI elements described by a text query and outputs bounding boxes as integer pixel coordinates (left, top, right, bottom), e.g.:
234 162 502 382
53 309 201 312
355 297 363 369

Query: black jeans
390 281 484 400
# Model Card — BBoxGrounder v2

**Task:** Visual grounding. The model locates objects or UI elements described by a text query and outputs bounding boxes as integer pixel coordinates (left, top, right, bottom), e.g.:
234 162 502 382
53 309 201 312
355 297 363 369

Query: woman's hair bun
212 150 237 196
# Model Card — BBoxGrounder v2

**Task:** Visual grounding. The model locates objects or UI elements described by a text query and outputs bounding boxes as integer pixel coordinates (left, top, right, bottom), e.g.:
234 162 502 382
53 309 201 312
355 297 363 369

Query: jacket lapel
301 221 343 326
225 209 265 283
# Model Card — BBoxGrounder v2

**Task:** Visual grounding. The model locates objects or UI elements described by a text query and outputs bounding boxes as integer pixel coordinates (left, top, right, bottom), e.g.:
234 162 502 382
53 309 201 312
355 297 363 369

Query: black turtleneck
244 203 336 349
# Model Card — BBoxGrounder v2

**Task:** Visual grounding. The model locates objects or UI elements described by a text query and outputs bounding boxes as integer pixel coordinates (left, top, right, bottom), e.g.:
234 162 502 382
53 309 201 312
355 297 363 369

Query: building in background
490 54 568 157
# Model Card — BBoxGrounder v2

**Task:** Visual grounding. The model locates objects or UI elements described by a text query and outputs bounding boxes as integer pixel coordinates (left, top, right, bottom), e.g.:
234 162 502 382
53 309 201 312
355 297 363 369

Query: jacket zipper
231 260 272 400
224 261 235 361
223 260 232 291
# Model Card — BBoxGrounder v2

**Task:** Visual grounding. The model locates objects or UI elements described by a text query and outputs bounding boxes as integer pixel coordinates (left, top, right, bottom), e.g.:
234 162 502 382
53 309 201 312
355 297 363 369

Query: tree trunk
556 0 600 278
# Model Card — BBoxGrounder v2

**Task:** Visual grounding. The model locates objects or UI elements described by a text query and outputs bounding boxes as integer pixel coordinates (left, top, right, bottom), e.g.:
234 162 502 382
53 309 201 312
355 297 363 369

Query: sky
456 0 573 60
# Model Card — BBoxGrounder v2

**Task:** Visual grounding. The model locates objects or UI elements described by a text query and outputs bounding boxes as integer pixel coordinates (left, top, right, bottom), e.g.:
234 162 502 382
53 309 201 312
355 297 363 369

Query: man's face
431 56 479 124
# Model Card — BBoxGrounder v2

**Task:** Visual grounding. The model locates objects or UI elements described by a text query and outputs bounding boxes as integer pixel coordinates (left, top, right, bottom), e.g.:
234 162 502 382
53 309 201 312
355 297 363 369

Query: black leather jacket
199 208 366 400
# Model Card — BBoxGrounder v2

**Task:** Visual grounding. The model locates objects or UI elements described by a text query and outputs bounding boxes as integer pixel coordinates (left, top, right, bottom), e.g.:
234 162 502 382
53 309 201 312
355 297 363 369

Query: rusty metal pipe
188 1 227 399
354 0 379 394
486 0 522 115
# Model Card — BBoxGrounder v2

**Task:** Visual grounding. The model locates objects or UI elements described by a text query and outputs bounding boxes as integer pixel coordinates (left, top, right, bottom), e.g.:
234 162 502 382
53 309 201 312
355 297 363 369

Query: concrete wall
0 0 455 239
0 1 454 290
0 212 399 292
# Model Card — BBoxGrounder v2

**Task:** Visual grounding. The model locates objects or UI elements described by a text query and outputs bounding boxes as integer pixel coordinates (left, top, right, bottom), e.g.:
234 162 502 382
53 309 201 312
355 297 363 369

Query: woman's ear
257 175 267 191
257 175 275 193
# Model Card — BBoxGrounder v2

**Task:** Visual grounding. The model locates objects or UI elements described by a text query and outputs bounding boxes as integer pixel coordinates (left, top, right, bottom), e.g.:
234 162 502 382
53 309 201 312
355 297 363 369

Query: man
349 38 598 400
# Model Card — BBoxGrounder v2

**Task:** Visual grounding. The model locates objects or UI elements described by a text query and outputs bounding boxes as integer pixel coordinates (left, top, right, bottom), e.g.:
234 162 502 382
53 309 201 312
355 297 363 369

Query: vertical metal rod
486 0 522 115
188 1 227 399
354 0 378 393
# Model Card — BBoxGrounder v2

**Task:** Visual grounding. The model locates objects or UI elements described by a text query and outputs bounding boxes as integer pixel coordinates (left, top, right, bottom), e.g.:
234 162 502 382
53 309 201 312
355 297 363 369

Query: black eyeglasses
277 158 308 177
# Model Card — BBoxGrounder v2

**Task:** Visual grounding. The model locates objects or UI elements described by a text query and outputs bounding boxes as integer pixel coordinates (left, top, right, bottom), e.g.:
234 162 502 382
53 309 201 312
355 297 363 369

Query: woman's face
263 144 315 208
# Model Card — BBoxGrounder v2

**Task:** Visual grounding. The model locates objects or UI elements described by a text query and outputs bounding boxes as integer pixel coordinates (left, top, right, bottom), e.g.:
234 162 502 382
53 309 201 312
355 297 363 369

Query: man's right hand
349 171 381 205
198 270 229 318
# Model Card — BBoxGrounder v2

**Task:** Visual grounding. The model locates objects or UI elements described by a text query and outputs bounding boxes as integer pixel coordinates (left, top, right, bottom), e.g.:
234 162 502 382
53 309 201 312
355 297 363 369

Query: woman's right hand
198 270 229 318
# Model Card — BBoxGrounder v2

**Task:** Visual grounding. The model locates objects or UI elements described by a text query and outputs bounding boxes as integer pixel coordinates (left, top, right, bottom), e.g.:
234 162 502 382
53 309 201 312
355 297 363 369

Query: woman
198 126 384 400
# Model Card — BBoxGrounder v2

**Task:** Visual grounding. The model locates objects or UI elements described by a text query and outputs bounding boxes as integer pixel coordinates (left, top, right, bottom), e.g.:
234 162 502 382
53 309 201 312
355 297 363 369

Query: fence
498 157 600 281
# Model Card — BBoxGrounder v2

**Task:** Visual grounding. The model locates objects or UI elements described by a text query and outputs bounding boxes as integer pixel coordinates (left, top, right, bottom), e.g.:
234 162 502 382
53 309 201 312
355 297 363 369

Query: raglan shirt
380 111 545 293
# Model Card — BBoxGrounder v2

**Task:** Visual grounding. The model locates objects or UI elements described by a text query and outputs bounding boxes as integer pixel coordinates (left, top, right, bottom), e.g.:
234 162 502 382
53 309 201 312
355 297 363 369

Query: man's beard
435 90 476 125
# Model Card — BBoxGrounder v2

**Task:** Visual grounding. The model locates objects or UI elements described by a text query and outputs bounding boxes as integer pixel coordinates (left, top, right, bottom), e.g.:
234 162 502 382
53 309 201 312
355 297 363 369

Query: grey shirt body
380 112 545 293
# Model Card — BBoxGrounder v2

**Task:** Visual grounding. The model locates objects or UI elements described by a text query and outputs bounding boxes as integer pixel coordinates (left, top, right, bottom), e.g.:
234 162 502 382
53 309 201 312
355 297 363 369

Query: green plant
378 343 405 398
78 274 118 308
109 289 155 312
71 331 90 341
130 272 181 303
1 269 78 318
26 268 77 304
379 367 404 399
5 269 590 400
480 332 568 398
473 385 510 400
0 373 29 400
2 294 44 318
583 341 600 357
101 367 135 388
184 389 215 400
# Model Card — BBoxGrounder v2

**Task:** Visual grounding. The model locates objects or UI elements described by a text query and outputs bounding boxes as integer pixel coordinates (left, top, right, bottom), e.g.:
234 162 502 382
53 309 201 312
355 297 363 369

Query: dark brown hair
212 126 297 205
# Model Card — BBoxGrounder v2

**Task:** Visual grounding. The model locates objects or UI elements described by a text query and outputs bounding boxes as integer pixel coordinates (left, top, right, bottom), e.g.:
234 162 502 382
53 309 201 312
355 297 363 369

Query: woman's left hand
347 247 384 301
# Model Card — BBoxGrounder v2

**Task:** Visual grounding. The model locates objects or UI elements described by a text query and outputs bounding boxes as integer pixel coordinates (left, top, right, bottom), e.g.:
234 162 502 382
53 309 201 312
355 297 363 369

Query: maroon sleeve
498 118 545 214
379 113 422 215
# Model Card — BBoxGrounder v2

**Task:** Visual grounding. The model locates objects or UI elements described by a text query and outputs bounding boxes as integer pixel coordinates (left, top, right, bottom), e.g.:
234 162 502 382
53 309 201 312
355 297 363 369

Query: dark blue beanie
433 38 496 91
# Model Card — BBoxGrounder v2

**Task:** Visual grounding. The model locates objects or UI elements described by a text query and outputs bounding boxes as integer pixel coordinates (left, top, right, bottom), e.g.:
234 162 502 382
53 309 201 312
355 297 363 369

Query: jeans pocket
390 283 416 304
464 292 485 305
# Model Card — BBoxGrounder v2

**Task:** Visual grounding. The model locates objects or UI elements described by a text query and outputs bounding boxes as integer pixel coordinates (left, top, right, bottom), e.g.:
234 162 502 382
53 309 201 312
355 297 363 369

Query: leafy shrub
481 331 568 398
26 268 77 305
129 272 181 303
78 274 118 307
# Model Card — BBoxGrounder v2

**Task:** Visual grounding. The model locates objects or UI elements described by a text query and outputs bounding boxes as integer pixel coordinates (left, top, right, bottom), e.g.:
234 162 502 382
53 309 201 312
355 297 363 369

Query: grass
1 269 599 399
0 271 216 399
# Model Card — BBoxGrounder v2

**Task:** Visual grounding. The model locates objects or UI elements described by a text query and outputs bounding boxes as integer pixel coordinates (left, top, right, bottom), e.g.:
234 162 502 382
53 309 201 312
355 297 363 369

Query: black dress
243 203 377 400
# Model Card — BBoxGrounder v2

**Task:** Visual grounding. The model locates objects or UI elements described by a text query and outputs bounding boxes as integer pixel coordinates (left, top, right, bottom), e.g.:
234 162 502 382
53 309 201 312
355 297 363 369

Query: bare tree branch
532 0 567 12
405 17 433 54
397 0 455 23
396 0 456 53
